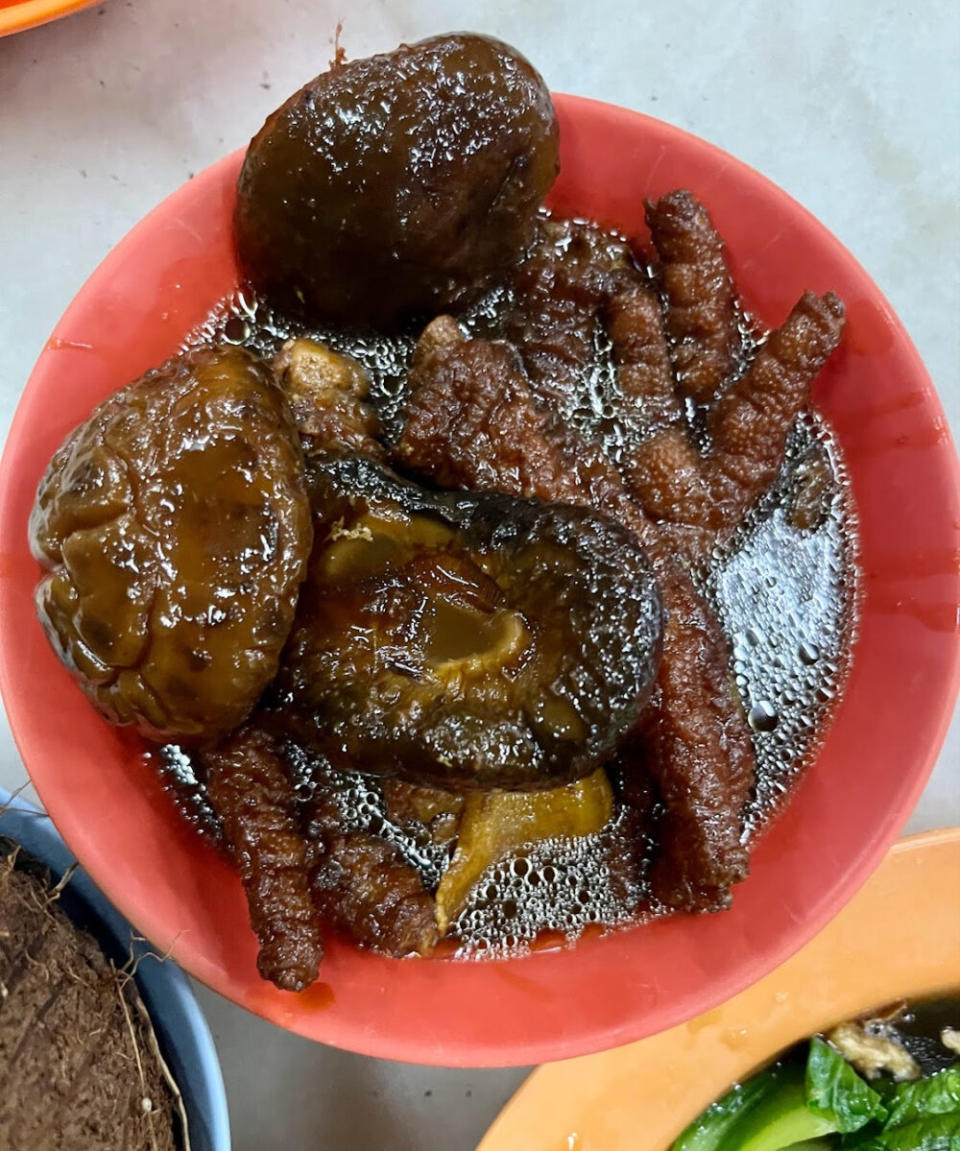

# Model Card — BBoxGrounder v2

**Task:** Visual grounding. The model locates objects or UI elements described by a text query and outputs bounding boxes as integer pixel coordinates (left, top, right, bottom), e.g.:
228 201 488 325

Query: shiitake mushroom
235 33 559 327
29 346 312 743
268 453 663 791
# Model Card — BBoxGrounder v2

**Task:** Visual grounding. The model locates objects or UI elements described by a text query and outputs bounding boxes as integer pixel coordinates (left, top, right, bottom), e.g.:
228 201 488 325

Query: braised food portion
28 27 856 978
273 453 664 790
201 724 323 991
30 346 312 742
435 769 614 932
505 217 638 413
395 316 660 549
272 337 384 460
637 565 755 910
624 290 847 561
397 319 756 908
605 282 683 436
235 33 558 327
306 777 438 958
645 188 741 403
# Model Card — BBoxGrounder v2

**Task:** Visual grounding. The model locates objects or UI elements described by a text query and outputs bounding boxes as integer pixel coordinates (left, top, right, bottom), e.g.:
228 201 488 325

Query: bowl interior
0 94 958 1065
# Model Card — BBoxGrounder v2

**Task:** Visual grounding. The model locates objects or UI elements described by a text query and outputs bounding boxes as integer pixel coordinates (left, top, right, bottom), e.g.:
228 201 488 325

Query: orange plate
477 829 960 1150
0 0 98 37
0 94 958 1065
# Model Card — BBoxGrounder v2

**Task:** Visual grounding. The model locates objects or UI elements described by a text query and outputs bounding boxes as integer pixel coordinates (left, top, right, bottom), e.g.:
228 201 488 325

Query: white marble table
1 1 957 1147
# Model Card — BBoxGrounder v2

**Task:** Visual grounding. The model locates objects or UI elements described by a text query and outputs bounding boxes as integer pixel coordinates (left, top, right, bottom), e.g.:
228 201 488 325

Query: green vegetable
882 1067 960 1128
672 1037 958 1151
671 1070 780 1150
806 1037 888 1132
725 1067 838 1151
671 1060 836 1151
845 1112 960 1150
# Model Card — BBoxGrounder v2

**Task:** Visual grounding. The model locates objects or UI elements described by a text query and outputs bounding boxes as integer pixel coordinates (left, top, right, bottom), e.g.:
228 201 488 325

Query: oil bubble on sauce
706 414 857 831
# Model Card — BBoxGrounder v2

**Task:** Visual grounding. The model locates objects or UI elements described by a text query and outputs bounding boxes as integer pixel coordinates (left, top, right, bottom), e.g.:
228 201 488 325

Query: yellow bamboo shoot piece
435 769 614 933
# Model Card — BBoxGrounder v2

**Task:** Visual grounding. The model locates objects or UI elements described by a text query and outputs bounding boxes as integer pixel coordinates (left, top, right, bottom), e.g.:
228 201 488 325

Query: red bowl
1 95 958 1066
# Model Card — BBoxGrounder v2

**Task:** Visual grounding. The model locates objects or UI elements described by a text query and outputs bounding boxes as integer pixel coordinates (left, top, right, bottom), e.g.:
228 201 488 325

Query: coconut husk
0 836 189 1150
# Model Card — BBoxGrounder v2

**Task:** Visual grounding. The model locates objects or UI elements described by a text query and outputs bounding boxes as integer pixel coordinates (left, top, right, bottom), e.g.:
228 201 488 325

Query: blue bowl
0 788 230 1151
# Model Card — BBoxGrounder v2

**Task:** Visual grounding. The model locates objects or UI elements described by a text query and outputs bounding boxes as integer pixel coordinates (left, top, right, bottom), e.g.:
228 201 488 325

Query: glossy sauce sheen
162 259 857 956
234 34 558 327
273 454 663 791
31 346 312 742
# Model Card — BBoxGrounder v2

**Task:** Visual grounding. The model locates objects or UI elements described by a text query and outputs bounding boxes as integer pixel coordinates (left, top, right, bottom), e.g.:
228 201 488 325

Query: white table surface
1 2 958 1147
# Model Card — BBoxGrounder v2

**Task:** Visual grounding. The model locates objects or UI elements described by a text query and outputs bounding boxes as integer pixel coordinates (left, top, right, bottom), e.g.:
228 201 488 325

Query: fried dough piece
623 291 846 560
306 780 438 957
201 725 323 991
397 322 753 910
645 189 740 403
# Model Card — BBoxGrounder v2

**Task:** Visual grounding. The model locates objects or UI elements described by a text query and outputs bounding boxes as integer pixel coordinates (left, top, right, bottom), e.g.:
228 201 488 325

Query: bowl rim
0 0 98 38
1 92 958 1066
475 826 960 1149
0 787 231 1151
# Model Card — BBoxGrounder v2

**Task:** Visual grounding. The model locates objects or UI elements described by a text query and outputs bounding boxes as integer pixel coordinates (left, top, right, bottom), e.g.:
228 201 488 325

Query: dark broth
892 995 960 1076
734 995 960 1092
155 233 859 957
